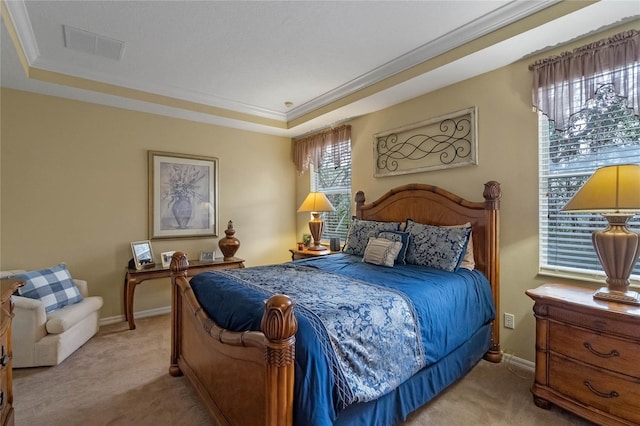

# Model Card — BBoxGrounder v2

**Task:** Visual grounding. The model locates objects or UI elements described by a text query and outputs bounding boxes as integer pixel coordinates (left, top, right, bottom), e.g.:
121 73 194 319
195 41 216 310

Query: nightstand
289 247 340 260
526 283 640 425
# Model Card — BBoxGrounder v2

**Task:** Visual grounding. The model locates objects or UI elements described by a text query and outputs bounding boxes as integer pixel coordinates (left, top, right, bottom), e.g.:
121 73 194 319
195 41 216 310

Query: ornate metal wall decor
373 107 478 177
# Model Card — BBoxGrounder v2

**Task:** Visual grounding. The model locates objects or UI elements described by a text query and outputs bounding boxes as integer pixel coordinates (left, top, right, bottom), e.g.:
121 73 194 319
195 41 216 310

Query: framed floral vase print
149 151 219 239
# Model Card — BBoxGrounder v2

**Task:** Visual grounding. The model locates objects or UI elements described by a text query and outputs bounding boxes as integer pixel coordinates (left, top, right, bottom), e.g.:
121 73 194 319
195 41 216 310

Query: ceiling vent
63 25 124 60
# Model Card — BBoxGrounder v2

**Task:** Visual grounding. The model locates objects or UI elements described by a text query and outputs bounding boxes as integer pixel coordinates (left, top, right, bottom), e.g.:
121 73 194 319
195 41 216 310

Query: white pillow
362 237 403 267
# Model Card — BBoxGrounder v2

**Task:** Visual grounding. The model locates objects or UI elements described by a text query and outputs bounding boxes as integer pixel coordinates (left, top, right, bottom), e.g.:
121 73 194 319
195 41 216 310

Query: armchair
0 269 103 368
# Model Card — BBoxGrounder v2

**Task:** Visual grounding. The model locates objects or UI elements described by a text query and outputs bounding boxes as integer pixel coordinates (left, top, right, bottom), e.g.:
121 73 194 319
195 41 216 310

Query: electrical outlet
504 313 515 329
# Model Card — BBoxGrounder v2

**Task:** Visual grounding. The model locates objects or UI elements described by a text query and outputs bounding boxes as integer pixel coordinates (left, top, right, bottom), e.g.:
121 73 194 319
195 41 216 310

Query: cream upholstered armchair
0 266 103 368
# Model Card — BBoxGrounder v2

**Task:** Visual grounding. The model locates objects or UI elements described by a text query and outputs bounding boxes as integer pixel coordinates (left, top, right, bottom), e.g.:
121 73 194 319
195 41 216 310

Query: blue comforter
189 253 495 425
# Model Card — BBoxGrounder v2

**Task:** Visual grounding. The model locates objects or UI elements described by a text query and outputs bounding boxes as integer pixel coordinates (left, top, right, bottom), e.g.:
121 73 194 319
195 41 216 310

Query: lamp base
593 287 640 305
308 243 328 251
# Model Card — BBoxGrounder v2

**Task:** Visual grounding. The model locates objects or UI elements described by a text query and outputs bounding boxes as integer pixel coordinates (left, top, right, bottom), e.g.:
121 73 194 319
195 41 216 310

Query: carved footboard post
261 295 298 426
483 181 502 363
169 251 189 376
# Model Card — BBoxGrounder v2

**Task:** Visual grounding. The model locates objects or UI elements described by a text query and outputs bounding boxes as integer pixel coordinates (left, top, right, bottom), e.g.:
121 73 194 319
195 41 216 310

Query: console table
124 257 244 329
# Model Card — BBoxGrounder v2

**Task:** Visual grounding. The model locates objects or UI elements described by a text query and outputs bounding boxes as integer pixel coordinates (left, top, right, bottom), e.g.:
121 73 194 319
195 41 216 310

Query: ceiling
1 1 639 137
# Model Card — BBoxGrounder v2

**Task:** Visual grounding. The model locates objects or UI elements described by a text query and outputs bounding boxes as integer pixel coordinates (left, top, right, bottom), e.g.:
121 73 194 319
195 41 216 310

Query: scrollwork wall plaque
373 107 477 177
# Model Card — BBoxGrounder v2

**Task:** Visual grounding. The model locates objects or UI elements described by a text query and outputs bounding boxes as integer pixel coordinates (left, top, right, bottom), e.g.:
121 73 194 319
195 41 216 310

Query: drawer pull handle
583 342 619 358
584 380 619 399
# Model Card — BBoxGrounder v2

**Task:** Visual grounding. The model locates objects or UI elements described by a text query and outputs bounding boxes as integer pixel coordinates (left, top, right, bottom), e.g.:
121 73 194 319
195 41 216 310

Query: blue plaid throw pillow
14 264 83 313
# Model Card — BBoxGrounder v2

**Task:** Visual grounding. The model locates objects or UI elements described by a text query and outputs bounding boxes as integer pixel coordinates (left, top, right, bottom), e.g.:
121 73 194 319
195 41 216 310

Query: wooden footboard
169 252 297 426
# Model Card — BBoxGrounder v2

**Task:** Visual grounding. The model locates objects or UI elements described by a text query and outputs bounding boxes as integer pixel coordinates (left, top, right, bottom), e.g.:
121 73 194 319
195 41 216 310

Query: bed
169 182 502 425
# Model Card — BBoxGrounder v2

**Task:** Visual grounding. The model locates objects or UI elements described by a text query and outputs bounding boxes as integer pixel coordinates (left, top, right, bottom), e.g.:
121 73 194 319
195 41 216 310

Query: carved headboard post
355 190 366 215
482 181 502 362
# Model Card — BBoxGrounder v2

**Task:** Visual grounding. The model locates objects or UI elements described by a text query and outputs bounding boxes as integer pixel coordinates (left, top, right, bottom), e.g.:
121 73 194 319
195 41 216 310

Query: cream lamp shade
562 164 640 213
562 164 640 305
298 192 335 251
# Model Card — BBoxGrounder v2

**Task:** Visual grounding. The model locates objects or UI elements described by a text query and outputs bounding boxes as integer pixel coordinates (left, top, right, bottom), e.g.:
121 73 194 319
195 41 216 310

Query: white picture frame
199 251 214 262
161 251 176 268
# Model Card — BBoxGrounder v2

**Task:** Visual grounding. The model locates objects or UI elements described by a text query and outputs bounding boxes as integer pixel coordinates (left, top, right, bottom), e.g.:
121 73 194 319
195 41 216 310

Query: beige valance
292 124 351 173
530 29 639 131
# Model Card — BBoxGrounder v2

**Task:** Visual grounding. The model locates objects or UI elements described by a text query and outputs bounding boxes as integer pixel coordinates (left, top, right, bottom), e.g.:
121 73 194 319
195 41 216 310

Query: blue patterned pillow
343 218 400 256
404 220 471 272
377 231 410 264
14 264 83 313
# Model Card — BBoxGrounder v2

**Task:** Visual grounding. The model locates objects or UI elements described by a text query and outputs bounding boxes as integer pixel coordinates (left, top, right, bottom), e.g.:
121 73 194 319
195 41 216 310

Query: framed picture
373 107 478 177
131 240 155 269
161 251 176 268
149 151 219 239
199 251 214 262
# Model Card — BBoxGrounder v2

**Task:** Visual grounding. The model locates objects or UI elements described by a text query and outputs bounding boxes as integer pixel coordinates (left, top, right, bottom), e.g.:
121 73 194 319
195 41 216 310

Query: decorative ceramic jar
218 220 240 260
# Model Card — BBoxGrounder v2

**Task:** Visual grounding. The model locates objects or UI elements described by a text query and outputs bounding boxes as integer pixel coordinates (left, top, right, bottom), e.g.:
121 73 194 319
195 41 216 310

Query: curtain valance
293 124 351 173
530 29 639 131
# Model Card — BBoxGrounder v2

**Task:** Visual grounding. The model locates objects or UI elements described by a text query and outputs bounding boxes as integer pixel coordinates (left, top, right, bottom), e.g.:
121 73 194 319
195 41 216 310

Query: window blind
539 83 640 282
312 139 351 241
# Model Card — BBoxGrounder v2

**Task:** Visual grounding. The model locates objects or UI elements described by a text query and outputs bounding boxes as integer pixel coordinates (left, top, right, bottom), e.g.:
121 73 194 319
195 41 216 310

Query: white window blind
312 138 351 241
539 82 640 282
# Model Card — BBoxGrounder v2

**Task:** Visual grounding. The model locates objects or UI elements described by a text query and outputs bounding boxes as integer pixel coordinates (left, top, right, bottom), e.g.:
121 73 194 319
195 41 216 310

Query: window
539 83 640 282
311 138 351 241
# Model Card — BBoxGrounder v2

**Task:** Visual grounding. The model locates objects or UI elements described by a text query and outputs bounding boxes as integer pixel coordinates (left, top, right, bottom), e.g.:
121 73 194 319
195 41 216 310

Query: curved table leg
126 278 137 330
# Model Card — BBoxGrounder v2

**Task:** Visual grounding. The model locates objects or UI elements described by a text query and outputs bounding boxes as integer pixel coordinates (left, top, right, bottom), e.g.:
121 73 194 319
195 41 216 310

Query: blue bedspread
189 253 495 425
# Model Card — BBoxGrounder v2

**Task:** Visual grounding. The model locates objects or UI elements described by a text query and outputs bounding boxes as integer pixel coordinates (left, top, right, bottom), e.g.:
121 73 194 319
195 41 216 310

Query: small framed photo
199 251 214 262
161 251 176 268
131 240 155 270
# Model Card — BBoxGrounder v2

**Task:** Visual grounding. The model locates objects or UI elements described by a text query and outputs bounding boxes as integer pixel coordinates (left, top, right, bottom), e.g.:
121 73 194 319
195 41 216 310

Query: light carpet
13 314 593 425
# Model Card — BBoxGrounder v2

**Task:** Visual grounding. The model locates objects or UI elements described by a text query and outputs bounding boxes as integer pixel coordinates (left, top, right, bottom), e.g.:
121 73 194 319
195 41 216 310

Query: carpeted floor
13 314 593 425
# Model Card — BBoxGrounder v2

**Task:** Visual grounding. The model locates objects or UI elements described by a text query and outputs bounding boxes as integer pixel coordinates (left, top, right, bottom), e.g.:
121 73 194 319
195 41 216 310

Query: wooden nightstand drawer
549 322 640 377
527 283 640 424
549 354 640 423
546 304 640 340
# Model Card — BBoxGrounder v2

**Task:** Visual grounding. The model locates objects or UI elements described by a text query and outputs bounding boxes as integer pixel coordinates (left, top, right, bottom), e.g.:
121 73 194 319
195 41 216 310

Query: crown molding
286 0 561 120
6 0 560 126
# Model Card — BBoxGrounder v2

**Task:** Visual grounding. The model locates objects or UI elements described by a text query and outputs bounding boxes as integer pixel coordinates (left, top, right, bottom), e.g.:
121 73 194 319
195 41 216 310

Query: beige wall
296 21 638 362
2 20 636 361
1 89 295 319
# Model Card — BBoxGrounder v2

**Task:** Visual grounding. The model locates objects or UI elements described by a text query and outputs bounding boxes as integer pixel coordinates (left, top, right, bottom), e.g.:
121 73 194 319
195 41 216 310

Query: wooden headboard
355 182 501 360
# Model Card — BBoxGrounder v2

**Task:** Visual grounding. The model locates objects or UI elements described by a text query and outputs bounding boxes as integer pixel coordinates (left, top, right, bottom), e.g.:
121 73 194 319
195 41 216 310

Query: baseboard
501 352 535 372
99 306 171 326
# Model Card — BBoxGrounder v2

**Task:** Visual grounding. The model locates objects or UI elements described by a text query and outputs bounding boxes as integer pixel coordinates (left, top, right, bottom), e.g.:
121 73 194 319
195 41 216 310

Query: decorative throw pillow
404 220 471 272
377 230 410 264
443 222 475 270
343 218 400 257
14 263 84 313
362 237 403 267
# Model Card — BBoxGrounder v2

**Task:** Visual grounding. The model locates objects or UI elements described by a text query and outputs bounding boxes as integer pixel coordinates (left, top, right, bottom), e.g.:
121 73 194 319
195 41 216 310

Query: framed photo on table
199 251 214 262
149 151 219 239
131 240 155 269
161 251 176 268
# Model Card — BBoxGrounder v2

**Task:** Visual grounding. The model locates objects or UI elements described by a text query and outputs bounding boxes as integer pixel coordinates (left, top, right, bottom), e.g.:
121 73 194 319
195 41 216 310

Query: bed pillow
362 237 403 267
443 223 475 270
377 230 410 264
404 220 471 272
343 218 400 256
13 263 84 313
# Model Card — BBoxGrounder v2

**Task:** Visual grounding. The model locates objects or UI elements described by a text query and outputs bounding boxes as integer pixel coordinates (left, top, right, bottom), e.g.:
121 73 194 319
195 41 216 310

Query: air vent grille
63 25 124 60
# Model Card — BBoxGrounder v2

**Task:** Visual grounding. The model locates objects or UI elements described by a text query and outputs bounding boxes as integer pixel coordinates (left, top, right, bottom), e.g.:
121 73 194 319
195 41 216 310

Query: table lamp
562 164 640 305
298 192 335 251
